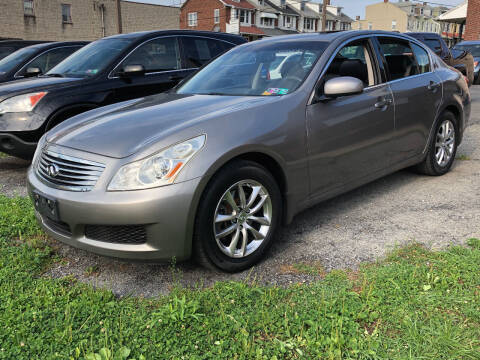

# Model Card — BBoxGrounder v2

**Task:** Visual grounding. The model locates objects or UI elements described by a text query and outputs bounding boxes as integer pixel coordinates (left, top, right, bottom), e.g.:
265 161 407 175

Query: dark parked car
408 32 475 85
453 41 480 84
0 40 49 61
0 42 88 83
28 31 470 272
0 30 246 159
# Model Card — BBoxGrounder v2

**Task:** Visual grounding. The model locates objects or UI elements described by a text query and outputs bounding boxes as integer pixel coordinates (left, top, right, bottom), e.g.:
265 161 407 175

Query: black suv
0 42 88 83
0 40 49 61
0 30 246 159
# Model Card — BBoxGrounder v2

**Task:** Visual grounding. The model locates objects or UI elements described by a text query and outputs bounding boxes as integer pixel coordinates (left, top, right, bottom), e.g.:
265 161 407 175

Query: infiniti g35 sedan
27 31 471 272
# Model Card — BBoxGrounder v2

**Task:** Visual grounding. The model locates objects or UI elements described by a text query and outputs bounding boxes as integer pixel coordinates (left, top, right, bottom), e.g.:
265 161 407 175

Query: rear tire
193 160 282 272
414 111 458 176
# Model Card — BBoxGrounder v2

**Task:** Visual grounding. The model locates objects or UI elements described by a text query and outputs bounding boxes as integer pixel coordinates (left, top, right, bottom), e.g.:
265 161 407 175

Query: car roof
103 30 246 44
23 41 89 50
456 40 480 45
242 30 417 44
407 32 440 38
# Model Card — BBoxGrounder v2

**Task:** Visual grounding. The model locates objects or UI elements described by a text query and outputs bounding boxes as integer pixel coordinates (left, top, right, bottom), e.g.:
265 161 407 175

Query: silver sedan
27 31 471 272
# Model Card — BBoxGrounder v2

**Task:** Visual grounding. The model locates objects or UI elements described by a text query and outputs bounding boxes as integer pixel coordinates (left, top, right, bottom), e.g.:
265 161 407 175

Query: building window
392 20 396 30
283 15 292 28
188 12 198 27
214 9 220 24
368 22 372 30
24 0 34 16
237 9 251 25
304 18 314 31
301 2 305 11
61 4 72 23
260 17 274 27
420 8 424 15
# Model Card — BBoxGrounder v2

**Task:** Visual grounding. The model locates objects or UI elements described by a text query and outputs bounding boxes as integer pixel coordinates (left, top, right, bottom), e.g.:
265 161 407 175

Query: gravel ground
2 87 480 297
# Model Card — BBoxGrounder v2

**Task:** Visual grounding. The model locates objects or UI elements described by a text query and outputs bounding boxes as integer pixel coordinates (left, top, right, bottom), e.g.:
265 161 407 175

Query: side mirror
24 67 42 77
119 64 145 78
323 76 364 98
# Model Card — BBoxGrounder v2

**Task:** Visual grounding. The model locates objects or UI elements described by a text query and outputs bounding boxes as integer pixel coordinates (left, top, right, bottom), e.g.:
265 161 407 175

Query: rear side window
423 38 442 54
121 37 181 72
23 46 81 75
182 37 230 68
411 43 430 74
379 38 419 81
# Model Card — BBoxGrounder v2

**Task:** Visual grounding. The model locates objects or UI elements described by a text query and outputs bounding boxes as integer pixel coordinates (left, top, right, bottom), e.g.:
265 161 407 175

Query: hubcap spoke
215 213 236 223
246 186 261 208
245 223 265 240
224 191 239 212
238 184 247 208
248 215 270 226
227 228 241 256
249 195 268 215
240 227 248 257
216 224 237 239
435 120 455 167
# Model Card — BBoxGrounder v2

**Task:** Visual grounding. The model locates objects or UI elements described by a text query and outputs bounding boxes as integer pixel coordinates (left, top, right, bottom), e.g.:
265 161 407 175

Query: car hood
0 76 83 100
47 92 277 159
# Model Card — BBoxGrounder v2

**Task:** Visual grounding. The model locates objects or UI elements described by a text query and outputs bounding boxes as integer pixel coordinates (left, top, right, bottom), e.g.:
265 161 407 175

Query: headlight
0 92 47 114
108 135 206 191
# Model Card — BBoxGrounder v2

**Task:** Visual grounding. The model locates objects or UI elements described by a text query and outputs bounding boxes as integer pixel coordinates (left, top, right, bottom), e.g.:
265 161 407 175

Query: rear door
374 36 442 165
306 37 395 197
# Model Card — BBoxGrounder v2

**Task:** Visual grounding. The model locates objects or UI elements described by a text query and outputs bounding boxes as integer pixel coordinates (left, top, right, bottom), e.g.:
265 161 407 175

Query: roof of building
288 4 321 19
239 25 266 35
222 0 256 10
437 1 467 22
261 27 299 36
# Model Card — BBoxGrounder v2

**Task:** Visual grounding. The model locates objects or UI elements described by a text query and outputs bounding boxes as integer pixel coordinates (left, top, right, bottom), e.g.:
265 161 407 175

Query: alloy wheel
213 180 272 258
435 119 455 167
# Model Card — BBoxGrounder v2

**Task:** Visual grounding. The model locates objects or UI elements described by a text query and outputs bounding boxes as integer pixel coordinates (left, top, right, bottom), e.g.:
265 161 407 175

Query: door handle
374 97 393 109
427 81 440 92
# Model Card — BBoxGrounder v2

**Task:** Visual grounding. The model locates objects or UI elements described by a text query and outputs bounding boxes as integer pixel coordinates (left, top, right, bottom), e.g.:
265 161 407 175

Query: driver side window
120 37 181 73
324 40 376 88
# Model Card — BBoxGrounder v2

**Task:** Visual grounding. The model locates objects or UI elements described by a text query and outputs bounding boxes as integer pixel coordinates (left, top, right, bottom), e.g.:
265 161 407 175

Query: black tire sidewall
194 161 281 272
429 111 459 175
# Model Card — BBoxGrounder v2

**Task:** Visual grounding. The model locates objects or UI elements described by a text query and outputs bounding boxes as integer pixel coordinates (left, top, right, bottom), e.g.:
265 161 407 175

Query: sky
125 0 464 18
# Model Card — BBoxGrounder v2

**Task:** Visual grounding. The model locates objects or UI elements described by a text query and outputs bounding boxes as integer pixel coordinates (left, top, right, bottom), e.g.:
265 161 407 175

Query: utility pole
117 0 123 34
321 0 329 32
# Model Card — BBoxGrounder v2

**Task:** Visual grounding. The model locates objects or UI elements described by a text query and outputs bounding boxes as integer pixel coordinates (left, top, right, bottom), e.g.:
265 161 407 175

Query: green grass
0 195 479 359
457 154 472 161
0 152 8 159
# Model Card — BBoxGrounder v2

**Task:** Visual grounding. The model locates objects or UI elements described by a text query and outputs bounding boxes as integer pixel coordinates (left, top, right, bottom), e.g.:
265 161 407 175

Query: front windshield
0 47 37 74
454 44 480 57
177 41 328 96
46 38 133 78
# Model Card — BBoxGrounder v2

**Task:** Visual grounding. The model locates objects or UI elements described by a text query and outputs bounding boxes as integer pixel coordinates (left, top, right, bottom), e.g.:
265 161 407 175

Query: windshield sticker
86 69 99 74
264 88 289 96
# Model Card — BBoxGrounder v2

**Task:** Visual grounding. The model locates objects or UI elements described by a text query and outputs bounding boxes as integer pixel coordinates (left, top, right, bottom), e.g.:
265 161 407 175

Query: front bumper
27 166 201 262
0 133 37 159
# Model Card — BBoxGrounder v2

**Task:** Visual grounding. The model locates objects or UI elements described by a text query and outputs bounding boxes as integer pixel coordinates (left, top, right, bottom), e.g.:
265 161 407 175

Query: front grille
36 150 105 192
85 225 148 244
43 217 72 236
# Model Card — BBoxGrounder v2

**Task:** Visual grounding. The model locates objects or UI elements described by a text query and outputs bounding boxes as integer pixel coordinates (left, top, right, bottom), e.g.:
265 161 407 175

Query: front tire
414 111 458 176
193 160 282 272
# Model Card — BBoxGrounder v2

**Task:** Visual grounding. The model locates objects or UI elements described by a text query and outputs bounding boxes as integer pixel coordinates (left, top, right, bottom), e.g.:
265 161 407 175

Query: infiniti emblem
47 164 60 178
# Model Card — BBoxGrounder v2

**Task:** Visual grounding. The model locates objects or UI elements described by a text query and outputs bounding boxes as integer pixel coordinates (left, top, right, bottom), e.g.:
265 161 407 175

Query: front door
306 38 395 198
375 36 443 165
110 36 190 102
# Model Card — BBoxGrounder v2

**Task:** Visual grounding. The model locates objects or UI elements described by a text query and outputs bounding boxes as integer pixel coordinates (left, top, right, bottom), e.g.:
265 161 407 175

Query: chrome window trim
107 35 237 80
308 33 436 105
13 45 82 79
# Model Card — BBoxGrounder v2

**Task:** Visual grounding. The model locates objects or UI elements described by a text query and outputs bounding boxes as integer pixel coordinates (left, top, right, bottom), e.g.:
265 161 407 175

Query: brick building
0 0 179 41
465 0 480 40
180 0 352 41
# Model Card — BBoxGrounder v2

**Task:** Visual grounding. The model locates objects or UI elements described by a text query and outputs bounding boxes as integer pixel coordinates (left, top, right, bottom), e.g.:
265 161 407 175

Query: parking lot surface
2 87 479 297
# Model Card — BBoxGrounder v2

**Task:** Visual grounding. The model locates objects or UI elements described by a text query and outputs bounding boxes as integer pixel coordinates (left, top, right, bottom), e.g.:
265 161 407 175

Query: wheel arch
45 103 99 131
